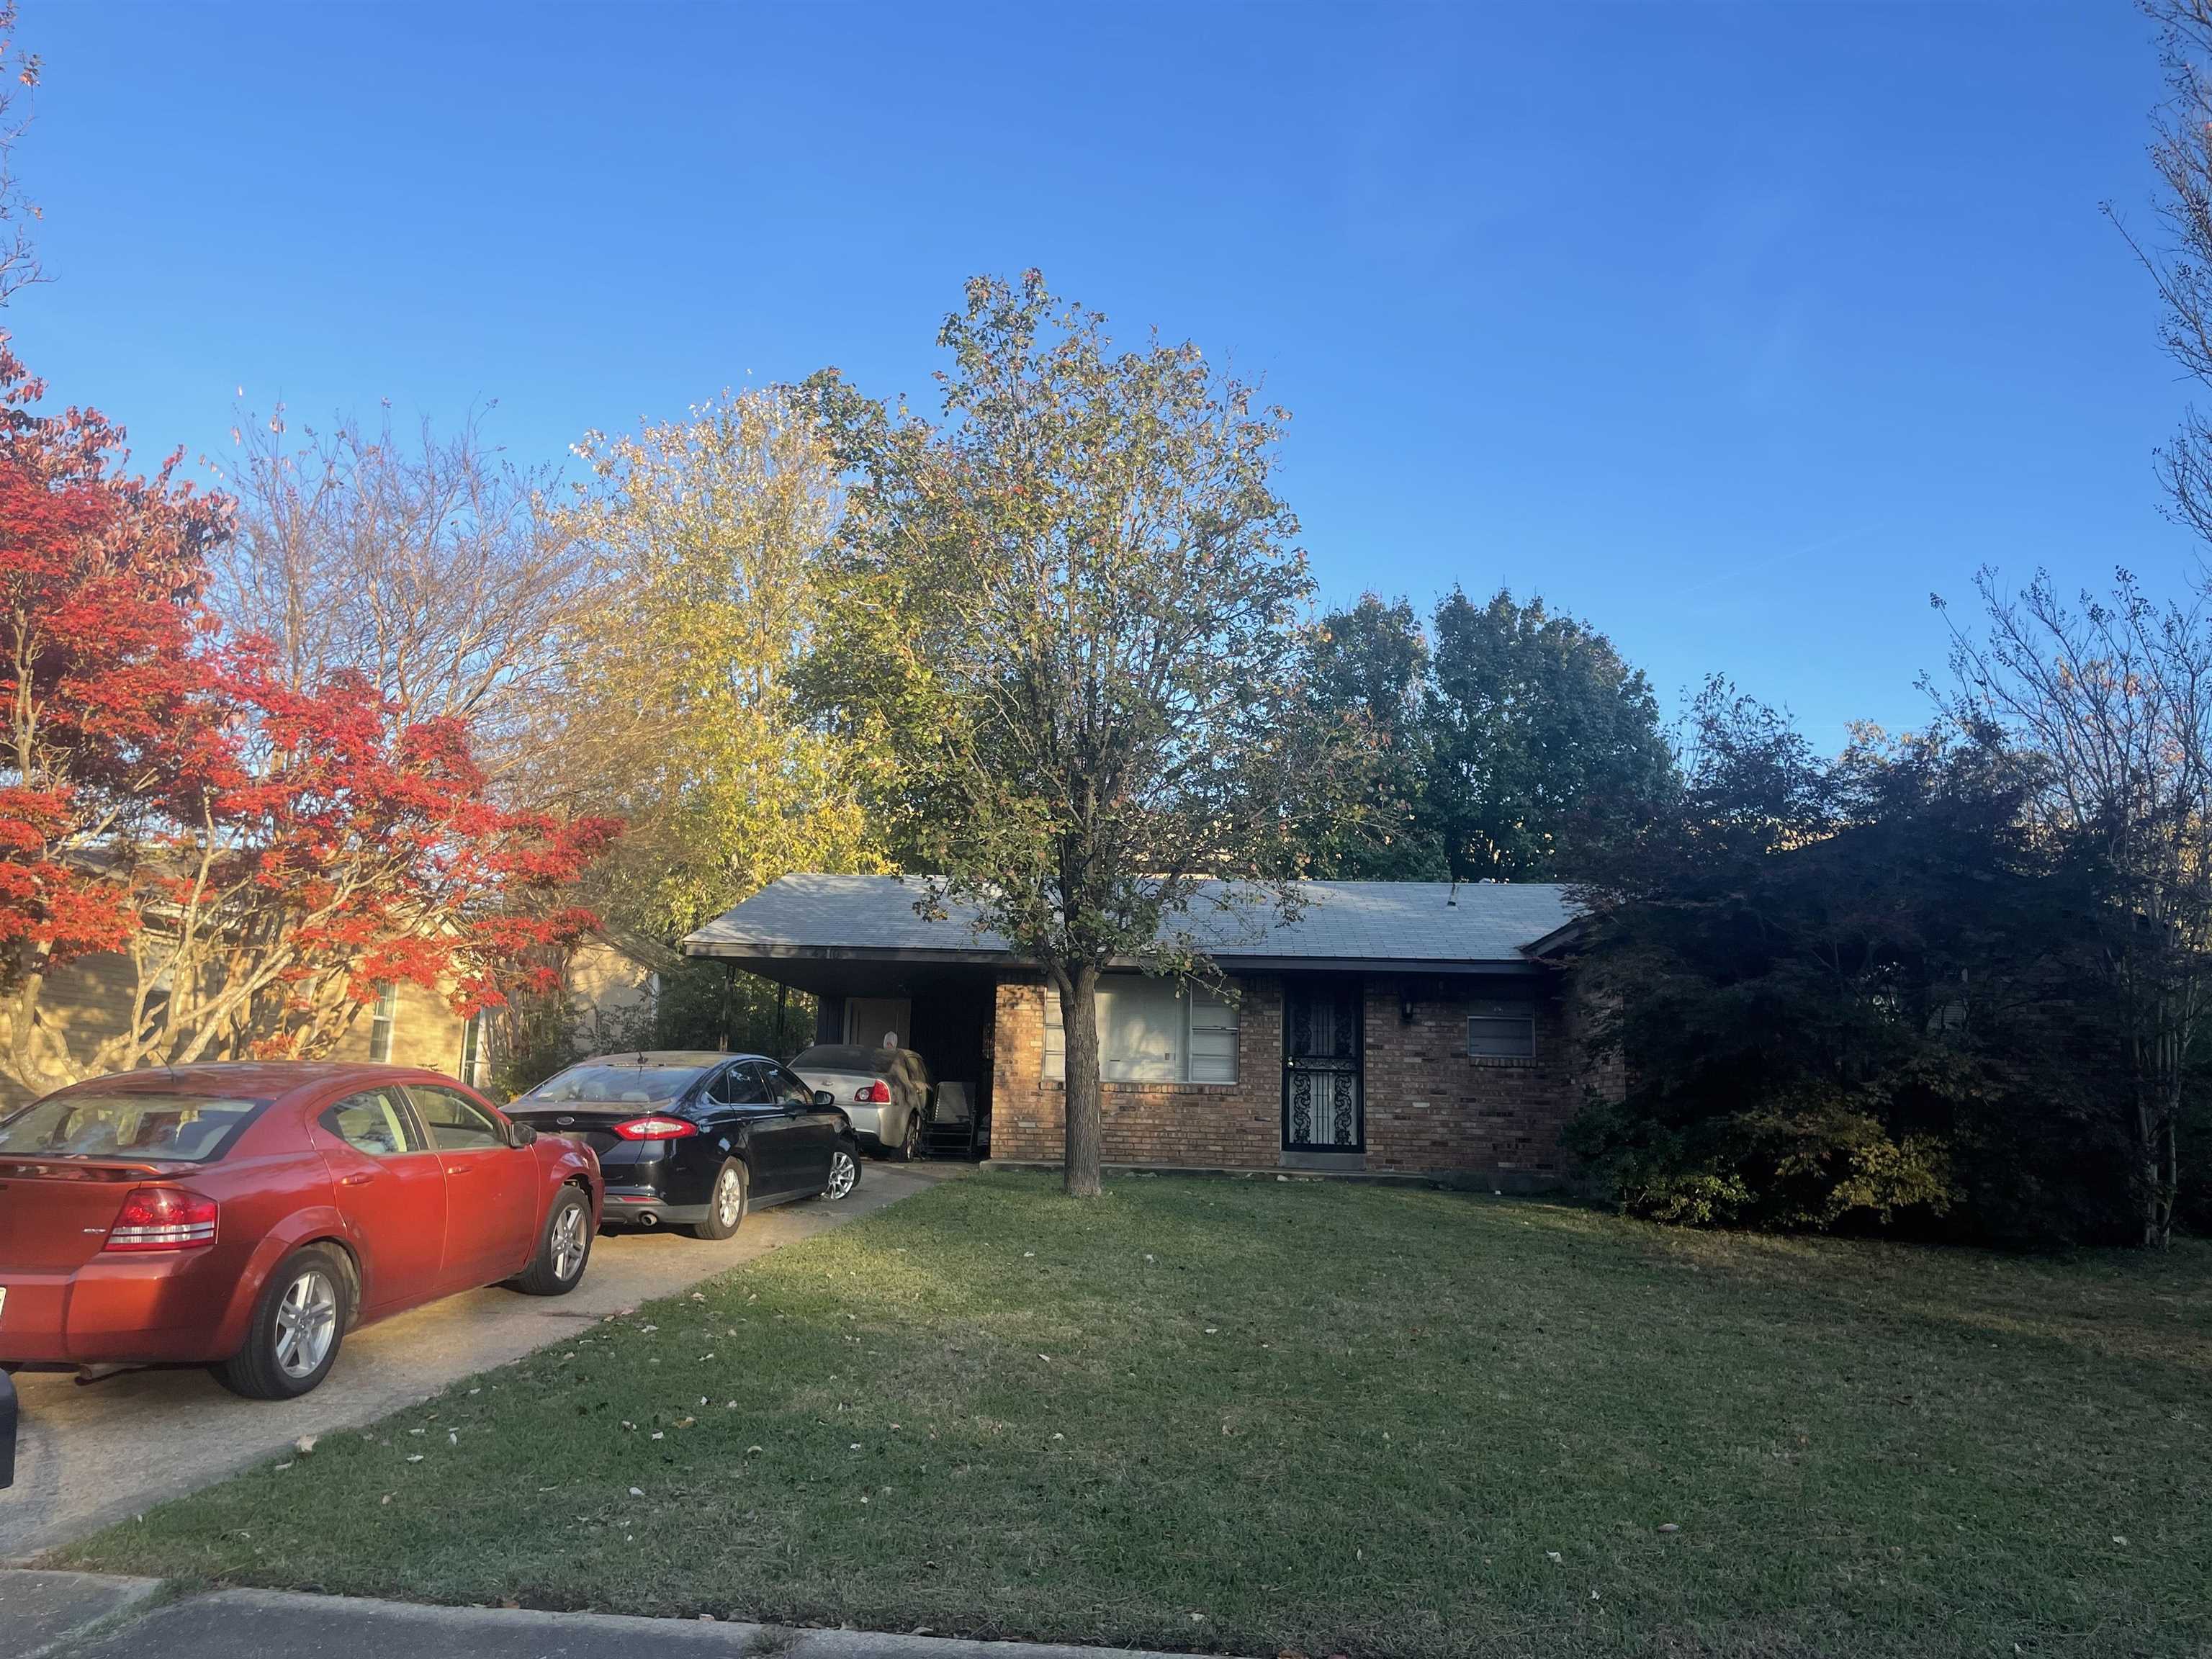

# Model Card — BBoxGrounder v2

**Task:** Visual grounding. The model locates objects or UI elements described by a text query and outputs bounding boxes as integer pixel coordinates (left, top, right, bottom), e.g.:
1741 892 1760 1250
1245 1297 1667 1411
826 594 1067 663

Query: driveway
1 1161 956 1561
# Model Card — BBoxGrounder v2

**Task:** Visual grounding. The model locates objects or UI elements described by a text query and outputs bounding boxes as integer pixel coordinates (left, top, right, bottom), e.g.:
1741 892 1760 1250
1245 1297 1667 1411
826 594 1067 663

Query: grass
47 1170 2212 1658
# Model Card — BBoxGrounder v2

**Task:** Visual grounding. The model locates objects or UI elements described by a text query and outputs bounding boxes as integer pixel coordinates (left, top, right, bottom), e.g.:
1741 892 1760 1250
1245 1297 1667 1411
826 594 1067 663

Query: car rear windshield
517 1064 709 1107
0 1092 266 1163
793 1045 899 1074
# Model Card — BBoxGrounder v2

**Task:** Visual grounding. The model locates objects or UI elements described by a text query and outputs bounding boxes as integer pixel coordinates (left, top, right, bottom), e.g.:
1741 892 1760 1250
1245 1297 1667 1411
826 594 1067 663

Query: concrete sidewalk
7 1574 1218 1659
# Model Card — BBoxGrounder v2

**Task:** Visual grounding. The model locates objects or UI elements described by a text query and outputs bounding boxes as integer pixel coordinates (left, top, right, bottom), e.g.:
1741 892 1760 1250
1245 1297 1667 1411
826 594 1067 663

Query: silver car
788 1043 932 1161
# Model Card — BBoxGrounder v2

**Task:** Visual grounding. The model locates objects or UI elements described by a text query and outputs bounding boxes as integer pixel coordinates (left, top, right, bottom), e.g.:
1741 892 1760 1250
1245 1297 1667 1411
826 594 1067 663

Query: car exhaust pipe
637 1210 659 1228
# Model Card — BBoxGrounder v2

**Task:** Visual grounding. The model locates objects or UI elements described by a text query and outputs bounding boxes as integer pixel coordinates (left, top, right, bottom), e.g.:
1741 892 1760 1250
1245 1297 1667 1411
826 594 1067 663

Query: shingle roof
682 873 1580 968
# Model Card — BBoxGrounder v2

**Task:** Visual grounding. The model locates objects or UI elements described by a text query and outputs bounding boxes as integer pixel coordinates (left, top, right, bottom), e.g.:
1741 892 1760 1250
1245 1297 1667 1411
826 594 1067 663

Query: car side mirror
508 1121 538 1148
813 1089 835 1108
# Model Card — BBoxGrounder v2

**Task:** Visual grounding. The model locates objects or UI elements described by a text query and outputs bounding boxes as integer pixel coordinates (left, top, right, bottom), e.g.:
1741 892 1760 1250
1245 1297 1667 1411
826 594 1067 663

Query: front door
1282 979 1364 1152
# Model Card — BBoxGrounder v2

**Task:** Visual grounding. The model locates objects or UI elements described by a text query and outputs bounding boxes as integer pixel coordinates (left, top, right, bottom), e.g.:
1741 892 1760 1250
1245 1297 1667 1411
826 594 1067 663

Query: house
557 932 678 1053
2 952 487 1112
0 932 679 1112
680 873 1606 1186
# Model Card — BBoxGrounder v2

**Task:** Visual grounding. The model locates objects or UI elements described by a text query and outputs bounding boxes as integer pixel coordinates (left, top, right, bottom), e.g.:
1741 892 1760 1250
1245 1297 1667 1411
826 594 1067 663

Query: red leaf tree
0 336 618 1096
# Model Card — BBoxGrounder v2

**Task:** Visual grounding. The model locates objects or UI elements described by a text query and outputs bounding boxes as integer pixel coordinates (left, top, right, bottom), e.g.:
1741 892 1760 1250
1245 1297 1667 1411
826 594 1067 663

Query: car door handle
340 1172 374 1187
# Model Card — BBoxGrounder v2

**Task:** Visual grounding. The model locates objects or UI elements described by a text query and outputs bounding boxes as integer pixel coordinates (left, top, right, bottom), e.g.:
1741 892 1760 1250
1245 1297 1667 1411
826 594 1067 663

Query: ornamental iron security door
1282 977 1364 1151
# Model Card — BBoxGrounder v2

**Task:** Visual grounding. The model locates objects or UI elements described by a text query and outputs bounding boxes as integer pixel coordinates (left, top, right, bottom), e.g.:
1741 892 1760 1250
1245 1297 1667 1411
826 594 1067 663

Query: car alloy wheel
274 1267 339 1380
713 1164 745 1231
549 1200 588 1283
824 1148 858 1200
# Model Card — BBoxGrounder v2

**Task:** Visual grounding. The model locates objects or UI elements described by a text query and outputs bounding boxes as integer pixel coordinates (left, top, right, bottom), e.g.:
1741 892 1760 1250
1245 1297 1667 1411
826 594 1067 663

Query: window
707 1064 770 1106
457 1012 483 1087
1043 977 1240 1084
520 1061 709 1106
773 1066 816 1109
1467 999 1537 1058
0 1092 265 1162
368 983 399 1063
408 1084 505 1151
322 1089 426 1158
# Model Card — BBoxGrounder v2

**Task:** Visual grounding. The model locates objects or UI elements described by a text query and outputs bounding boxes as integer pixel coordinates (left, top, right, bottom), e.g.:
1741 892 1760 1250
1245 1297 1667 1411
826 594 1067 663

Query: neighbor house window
369 983 399 1063
1467 999 1536 1058
457 1010 483 1085
1042 978 1238 1084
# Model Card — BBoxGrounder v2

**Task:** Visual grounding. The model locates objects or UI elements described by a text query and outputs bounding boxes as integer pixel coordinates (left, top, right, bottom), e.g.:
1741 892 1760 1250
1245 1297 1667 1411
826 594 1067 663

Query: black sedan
503 1051 861 1238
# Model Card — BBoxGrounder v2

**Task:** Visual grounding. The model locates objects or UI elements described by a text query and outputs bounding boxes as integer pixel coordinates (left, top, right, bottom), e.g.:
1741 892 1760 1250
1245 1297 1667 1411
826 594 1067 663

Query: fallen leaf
294 1436 318 1456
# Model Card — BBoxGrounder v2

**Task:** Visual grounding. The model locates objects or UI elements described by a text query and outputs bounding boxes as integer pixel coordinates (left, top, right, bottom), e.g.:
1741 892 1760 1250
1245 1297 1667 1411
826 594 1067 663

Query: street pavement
1 1162 956 1560
10 1579 1212 1659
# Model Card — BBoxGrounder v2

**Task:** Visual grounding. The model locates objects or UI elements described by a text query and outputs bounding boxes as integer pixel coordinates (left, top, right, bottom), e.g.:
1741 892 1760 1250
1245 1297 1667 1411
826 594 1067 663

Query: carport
681 876 1008 1156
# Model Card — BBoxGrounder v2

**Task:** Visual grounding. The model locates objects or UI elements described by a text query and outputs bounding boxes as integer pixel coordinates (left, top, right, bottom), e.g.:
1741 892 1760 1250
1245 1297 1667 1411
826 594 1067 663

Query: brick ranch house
683 873 1609 1186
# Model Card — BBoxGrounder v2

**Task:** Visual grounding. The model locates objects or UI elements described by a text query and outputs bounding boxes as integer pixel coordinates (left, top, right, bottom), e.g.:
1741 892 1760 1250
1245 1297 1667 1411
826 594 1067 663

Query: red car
0 1061 601 1399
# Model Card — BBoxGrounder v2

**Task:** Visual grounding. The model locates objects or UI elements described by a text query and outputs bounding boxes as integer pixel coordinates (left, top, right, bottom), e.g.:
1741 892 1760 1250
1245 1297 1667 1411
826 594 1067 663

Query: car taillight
611 1116 698 1141
855 1081 892 1104
104 1186 219 1252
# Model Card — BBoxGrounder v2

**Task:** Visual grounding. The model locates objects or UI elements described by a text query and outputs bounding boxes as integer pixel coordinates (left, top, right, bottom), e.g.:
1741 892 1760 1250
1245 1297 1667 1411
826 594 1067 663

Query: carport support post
776 981 788 1059
720 959 736 1053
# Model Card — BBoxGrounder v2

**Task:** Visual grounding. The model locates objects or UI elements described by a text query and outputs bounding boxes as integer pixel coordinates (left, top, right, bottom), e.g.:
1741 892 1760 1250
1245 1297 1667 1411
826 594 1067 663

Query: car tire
890 1106 921 1163
213 1244 351 1401
511 1186 594 1295
684 1159 748 1240
817 1141 862 1202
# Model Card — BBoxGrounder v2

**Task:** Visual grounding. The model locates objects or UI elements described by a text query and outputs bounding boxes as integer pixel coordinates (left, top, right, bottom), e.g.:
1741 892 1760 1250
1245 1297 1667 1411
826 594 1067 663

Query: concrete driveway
1 1161 956 1561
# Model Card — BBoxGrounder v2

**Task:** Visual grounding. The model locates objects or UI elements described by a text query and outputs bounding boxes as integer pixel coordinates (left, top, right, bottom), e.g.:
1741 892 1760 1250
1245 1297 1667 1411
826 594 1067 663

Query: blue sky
8 1 2195 745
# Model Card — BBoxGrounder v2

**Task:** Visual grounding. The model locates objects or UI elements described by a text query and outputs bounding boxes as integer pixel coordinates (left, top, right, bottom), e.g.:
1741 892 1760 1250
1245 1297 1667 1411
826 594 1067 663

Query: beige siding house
3 953 482 1112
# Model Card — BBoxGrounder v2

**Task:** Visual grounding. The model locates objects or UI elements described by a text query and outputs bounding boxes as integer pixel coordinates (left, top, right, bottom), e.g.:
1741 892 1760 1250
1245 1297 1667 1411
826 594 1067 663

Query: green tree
1569 683 2133 1245
563 390 886 940
809 271 1356 1196
1306 594 1446 878
1426 588 1675 879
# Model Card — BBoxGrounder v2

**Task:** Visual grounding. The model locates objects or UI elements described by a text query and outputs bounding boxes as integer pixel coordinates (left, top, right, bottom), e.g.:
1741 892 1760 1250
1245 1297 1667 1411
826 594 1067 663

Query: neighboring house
2 950 485 1112
682 873 1606 1186
559 932 676 1053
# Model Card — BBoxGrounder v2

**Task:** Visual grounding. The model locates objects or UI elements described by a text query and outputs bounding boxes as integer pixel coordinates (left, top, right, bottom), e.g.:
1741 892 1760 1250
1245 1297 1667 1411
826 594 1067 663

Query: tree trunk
1060 964 1104 1198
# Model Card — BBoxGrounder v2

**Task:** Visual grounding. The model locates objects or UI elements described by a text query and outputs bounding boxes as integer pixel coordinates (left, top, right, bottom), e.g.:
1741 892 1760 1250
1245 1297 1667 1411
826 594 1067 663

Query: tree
0 335 231 1092
0 338 617 1096
561 390 884 940
1305 595 1446 878
1938 570 2212 1246
1568 682 2131 1244
808 271 1356 1197
214 406 602 798
0 3 39 307
1425 588 1675 880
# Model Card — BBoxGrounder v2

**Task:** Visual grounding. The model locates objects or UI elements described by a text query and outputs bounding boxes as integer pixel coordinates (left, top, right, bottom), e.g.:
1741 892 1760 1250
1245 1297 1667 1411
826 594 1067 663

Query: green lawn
49 1172 2212 1658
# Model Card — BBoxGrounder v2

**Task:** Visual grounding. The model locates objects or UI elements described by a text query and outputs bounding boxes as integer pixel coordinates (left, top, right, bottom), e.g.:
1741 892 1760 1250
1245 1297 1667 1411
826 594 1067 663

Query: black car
503 1051 861 1238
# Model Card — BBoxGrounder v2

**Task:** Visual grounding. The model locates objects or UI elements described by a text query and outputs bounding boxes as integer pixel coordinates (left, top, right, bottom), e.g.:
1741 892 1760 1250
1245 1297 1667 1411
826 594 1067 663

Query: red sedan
0 1061 601 1399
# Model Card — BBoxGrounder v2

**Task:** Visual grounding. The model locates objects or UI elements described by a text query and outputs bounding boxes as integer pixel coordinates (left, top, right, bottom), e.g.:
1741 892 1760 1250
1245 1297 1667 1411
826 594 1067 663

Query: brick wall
989 976 1284 1167
988 968 1604 1182
1360 979 1579 1177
